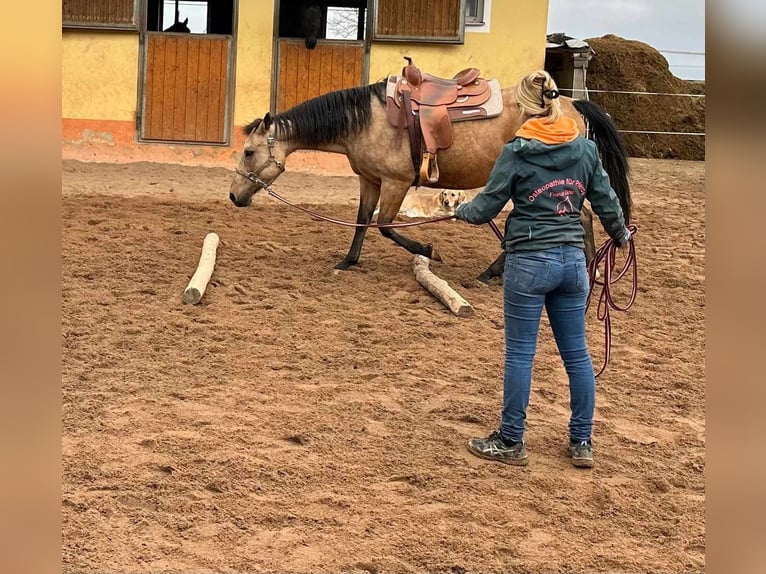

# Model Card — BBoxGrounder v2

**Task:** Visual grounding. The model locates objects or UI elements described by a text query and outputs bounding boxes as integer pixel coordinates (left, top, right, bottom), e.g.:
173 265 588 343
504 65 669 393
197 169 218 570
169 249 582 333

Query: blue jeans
500 246 595 443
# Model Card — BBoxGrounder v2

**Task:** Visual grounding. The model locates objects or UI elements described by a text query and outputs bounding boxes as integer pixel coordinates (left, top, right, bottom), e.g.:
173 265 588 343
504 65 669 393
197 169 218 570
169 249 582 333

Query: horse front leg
335 177 381 270
376 180 440 260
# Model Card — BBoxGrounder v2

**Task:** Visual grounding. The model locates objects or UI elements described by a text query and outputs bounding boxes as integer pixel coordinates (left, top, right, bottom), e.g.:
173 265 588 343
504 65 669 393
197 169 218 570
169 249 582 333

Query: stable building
62 1 551 168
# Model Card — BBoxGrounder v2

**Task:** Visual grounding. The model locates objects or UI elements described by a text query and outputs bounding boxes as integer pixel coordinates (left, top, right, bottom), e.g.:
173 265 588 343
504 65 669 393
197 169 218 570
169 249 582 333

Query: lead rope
263 181 636 378
586 224 639 377
488 219 639 376
265 187 456 229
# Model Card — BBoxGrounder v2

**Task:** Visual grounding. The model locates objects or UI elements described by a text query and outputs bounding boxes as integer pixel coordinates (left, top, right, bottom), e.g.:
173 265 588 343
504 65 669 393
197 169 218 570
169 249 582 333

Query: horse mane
242 81 387 146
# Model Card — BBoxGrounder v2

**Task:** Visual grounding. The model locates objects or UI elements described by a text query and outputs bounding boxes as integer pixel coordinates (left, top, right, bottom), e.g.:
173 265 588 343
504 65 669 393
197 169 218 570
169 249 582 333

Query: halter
235 133 285 190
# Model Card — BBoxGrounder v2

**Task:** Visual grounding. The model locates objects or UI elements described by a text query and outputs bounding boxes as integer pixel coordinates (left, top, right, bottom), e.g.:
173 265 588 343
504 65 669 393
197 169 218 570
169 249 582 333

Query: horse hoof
428 245 443 262
477 272 502 285
334 259 355 270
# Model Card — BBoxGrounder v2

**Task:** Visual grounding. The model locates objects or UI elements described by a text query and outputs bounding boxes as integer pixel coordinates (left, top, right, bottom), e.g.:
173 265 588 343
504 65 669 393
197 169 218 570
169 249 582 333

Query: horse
164 10 190 33
228 78 631 283
301 1 323 49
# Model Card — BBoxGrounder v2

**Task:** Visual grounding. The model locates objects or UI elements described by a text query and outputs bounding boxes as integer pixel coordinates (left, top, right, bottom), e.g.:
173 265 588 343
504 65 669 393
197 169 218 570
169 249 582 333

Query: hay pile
585 35 705 160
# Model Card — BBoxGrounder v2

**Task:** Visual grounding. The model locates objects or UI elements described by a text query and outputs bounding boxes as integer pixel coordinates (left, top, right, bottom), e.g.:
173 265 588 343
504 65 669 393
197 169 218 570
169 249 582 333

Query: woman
454 70 631 468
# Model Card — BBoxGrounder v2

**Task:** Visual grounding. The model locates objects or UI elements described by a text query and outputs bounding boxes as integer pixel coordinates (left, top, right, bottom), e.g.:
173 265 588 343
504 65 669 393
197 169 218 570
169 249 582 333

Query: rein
586 224 639 377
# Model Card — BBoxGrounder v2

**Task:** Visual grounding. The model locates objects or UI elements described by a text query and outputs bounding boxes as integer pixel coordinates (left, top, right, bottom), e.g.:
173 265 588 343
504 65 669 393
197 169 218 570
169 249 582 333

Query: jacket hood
511 117 585 169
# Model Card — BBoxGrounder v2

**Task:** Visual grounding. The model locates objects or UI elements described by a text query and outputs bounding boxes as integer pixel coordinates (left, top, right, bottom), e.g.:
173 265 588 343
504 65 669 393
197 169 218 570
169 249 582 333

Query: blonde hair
515 70 563 123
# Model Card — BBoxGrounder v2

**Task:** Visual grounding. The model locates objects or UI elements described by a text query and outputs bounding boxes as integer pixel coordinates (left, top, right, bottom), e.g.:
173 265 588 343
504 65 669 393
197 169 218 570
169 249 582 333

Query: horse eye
244 150 254 158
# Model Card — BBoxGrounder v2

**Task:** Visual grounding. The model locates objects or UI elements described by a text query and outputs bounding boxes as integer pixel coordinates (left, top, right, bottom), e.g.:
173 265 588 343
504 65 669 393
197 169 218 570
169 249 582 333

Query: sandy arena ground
62 157 705 573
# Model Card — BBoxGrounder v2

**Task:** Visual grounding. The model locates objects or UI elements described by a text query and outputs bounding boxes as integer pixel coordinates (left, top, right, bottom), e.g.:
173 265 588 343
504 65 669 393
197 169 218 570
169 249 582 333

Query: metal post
572 52 591 100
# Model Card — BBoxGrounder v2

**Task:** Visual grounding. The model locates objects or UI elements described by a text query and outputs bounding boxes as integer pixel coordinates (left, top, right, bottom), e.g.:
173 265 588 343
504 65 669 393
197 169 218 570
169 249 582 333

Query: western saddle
386 57 494 185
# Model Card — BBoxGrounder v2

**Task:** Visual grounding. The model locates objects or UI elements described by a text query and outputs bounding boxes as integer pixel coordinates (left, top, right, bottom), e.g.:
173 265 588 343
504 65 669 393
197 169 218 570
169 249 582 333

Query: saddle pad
448 79 503 123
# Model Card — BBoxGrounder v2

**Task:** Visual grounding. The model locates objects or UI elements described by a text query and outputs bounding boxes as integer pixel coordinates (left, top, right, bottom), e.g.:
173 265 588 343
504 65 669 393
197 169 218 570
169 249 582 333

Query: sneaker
467 430 528 466
569 439 594 468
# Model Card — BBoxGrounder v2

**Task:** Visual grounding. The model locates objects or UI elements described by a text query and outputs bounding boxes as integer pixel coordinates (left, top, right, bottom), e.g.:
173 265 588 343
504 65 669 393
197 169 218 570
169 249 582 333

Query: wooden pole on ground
183 233 220 304
412 255 474 317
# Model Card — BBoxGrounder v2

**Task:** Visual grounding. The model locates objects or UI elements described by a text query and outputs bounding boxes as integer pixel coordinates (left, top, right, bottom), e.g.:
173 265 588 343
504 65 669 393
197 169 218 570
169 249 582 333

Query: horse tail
572 99 632 224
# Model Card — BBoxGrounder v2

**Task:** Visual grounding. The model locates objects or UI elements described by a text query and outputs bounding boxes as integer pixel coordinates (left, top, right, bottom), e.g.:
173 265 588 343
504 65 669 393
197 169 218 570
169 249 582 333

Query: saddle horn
402 56 422 86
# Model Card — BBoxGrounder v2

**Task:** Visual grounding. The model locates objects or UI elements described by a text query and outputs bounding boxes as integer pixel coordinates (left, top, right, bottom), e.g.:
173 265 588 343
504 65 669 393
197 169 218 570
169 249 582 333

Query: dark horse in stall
164 0 191 33
301 1 323 49
164 18 190 32
228 80 631 283
280 1 324 49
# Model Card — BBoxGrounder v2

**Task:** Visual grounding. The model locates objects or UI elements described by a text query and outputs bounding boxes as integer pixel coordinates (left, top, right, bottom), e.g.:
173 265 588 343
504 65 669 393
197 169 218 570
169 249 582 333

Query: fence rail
557 86 705 137
658 49 705 55
559 88 705 98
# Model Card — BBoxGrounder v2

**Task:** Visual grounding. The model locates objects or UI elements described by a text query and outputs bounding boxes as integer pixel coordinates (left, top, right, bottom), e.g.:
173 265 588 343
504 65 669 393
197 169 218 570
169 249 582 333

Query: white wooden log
183 233 220 304
412 255 474 317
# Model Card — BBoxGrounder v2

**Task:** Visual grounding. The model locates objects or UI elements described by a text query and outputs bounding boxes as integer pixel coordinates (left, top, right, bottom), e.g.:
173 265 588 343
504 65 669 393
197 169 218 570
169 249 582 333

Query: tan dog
398 189 467 218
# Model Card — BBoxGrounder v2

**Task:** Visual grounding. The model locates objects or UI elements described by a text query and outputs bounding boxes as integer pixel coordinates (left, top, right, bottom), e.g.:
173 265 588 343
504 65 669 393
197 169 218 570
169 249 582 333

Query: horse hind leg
376 181 439 260
335 177 381 270
580 206 599 277
478 251 505 284
477 207 598 284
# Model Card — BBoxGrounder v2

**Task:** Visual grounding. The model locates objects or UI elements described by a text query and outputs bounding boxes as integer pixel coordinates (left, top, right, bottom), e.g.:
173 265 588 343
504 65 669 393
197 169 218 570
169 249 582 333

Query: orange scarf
515 117 579 144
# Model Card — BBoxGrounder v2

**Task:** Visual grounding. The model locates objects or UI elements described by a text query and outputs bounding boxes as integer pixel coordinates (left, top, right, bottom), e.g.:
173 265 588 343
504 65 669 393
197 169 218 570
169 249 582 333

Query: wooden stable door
141 33 231 143
276 39 365 113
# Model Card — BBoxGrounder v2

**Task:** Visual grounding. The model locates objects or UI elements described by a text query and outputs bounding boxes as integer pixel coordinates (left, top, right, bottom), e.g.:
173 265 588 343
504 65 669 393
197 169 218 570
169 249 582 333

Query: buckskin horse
229 62 631 282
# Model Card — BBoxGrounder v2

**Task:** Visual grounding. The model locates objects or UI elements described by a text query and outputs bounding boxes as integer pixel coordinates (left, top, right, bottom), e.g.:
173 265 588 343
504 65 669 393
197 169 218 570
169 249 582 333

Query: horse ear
243 118 261 135
263 113 272 130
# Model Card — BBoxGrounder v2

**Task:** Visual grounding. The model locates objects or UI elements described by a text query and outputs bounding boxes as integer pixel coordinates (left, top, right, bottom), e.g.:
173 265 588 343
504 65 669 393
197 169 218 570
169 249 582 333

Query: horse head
229 113 288 207
164 17 190 33
301 2 322 49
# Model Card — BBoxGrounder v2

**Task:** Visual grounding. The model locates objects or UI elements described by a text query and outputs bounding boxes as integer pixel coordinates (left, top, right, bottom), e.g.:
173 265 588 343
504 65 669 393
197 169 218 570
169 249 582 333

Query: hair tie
540 88 558 107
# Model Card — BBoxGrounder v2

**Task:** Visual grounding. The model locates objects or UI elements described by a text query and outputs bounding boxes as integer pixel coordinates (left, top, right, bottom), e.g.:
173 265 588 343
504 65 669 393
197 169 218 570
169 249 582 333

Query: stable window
145 0 233 35
373 0 466 44
465 0 485 25
161 0 208 33
278 1 367 44
62 0 139 30
326 5 366 41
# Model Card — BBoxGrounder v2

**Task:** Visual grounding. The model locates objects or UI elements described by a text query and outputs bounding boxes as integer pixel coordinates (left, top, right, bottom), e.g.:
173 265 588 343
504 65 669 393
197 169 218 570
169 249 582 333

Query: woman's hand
615 226 632 248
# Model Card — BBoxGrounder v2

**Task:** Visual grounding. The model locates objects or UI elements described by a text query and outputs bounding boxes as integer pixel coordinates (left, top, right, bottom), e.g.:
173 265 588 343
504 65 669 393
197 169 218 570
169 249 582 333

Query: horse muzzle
229 177 259 207
229 192 252 208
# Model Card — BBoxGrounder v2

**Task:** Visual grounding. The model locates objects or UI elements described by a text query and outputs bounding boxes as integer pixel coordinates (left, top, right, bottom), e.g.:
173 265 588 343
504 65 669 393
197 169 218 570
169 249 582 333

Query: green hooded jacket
455 129 628 252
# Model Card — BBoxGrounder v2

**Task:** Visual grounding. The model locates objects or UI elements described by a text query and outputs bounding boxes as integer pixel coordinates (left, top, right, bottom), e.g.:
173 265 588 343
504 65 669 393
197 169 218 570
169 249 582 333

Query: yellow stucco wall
60 1 547 130
369 0 549 88
59 2 278 129
232 1 276 125
62 31 139 121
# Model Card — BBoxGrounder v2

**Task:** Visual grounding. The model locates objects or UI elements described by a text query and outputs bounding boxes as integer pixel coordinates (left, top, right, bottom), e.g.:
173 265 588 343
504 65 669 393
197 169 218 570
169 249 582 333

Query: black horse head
164 17 190 33
301 2 322 49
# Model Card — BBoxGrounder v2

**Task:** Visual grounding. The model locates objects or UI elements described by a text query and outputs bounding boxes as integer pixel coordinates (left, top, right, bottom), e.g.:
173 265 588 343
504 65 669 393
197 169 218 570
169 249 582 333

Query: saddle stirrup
419 152 439 184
